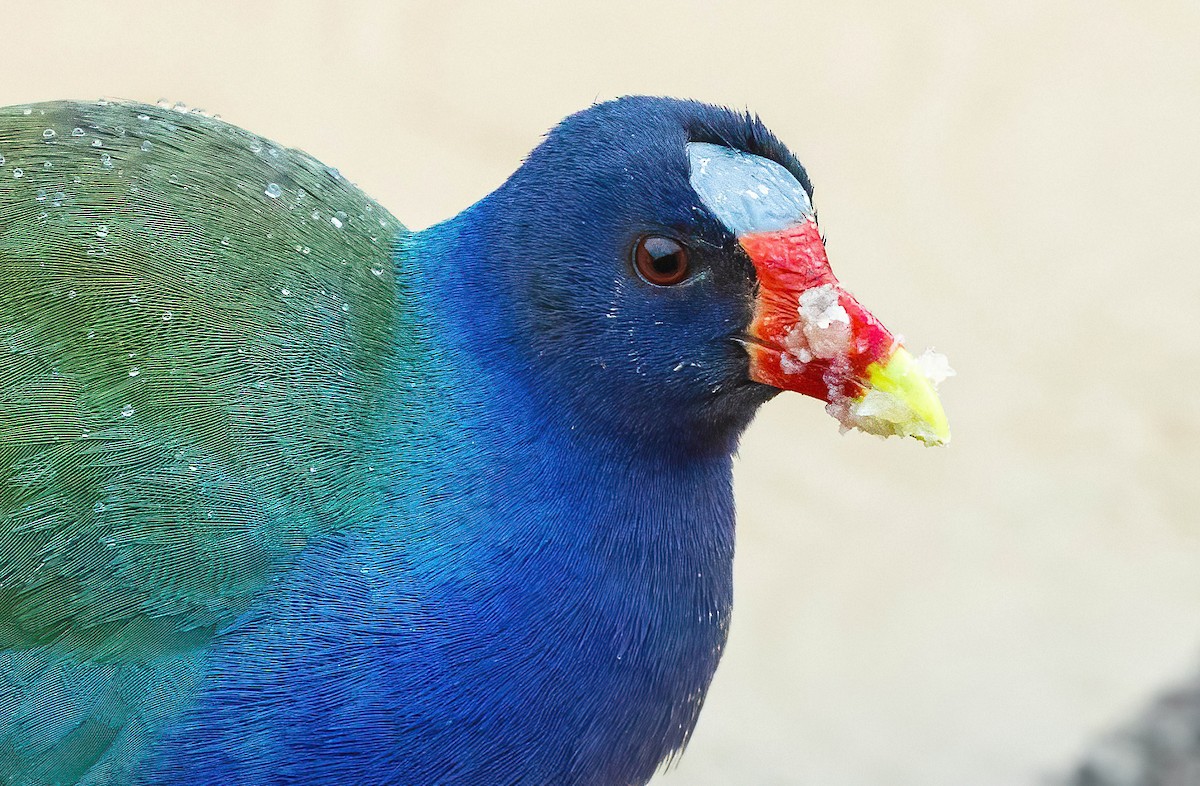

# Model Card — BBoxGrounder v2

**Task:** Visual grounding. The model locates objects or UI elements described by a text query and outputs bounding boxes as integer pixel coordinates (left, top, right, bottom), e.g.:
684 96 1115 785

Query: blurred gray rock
1062 674 1200 786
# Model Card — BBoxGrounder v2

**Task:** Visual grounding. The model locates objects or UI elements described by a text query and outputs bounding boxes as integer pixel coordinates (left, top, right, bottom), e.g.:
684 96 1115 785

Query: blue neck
372 211 738 781
152 206 739 785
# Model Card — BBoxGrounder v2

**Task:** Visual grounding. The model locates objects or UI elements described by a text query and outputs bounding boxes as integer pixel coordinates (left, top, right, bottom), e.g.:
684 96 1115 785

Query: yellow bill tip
831 346 953 446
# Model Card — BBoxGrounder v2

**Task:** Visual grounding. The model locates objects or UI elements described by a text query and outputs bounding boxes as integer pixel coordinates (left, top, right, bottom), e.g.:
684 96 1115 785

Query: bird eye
633 236 690 286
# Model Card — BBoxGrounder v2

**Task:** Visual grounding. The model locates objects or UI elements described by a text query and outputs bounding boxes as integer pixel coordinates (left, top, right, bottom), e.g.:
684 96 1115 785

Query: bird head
467 97 950 452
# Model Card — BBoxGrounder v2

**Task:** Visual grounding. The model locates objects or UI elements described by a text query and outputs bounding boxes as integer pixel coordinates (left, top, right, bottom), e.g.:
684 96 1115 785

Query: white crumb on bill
797 284 852 360
779 283 852 378
840 393 939 442
913 348 956 387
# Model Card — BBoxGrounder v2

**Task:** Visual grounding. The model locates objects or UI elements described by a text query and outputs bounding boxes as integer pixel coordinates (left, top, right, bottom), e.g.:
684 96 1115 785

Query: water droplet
341 303 350 312
172 101 189 113
71 127 85 137
301 246 311 255
68 290 77 299
91 139 103 148
101 153 112 168
280 288 291 296
370 266 384 277
36 188 47 201
128 367 140 377
249 141 263 154
310 210 321 220
330 213 345 229
93 501 106 513
128 294 140 304
22 108 32 116
86 330 96 339
12 168 23 178
42 129 56 139
162 310 173 321
120 404 134 418
141 140 153 152
309 466 317 473
220 236 230 246
96 225 109 238
0 154 5 165
137 113 150 121
53 192 65 205
42 161 51 169
264 182 282 199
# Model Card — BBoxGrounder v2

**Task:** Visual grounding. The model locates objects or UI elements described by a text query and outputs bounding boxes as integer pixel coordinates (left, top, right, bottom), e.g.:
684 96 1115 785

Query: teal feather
0 100 413 781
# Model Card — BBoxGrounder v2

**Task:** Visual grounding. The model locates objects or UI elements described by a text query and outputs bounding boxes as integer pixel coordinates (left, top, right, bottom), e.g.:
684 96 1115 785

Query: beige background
4 1 1198 783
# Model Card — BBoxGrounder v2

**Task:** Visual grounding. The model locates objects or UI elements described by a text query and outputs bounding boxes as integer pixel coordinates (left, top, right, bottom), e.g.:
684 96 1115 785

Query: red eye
633 236 690 286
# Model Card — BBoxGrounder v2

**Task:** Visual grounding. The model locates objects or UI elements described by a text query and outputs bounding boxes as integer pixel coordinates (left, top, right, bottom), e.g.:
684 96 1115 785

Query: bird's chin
691 380 779 450
728 379 782 408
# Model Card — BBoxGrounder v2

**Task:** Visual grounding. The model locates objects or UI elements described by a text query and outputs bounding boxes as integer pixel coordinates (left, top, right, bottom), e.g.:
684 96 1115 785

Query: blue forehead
687 142 814 237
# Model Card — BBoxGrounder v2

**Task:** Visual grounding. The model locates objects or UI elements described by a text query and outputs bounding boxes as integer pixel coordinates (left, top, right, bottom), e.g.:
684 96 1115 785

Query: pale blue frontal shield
687 142 814 237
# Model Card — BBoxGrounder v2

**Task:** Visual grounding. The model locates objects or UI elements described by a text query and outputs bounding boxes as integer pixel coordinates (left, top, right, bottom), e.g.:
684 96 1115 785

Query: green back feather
0 100 414 780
